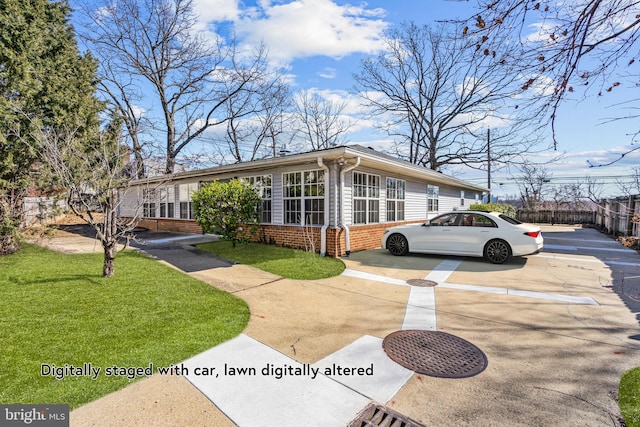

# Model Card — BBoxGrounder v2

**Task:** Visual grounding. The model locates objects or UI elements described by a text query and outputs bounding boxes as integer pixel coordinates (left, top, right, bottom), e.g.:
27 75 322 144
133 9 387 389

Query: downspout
339 157 361 256
317 157 330 256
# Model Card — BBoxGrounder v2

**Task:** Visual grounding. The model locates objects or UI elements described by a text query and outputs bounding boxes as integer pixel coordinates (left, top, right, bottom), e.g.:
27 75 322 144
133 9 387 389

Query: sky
72 0 640 199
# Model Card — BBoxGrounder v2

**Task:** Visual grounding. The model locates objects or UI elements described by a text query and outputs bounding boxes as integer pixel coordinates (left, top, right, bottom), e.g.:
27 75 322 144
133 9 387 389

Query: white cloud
130 104 146 119
223 0 389 62
304 88 364 114
192 0 240 31
525 22 558 45
318 67 337 79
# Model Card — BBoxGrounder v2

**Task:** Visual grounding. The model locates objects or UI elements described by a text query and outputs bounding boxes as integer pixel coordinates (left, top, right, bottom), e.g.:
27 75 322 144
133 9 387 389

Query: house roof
134 144 488 192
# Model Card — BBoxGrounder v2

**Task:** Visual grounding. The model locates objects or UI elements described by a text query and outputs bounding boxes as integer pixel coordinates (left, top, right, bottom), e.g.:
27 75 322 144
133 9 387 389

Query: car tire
387 233 409 256
484 239 511 264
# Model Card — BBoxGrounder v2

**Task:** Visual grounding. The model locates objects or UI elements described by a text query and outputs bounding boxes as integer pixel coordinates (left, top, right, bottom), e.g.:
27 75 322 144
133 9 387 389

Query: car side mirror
422 222 430 227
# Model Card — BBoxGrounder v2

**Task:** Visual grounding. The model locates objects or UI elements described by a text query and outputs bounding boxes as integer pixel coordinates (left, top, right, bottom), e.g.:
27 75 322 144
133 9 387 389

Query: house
118 145 488 257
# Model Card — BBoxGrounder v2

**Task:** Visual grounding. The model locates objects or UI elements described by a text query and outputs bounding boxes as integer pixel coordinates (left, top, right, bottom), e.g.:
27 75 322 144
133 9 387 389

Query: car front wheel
387 233 409 256
484 239 511 264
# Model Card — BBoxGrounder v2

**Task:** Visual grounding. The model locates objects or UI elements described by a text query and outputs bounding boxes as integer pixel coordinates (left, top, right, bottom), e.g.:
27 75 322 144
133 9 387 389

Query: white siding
437 185 483 213
118 186 143 217
344 168 430 225
404 179 427 221
343 169 354 225
271 170 284 225
119 160 484 228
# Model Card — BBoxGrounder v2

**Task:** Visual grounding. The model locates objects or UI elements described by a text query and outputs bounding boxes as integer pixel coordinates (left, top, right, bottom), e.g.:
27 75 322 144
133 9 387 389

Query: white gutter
339 157 360 256
317 157 330 256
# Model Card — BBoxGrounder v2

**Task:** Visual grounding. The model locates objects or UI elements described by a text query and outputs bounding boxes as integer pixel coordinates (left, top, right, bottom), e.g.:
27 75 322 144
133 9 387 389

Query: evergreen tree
0 0 102 254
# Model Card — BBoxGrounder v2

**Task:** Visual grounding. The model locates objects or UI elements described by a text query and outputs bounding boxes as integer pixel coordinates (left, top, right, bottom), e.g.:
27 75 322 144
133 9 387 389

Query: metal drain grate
348 403 426 427
383 330 488 379
406 279 438 287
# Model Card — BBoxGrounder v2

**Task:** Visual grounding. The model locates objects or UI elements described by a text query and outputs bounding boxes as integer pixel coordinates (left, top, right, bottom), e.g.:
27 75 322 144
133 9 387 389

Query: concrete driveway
66 225 640 426
341 225 640 426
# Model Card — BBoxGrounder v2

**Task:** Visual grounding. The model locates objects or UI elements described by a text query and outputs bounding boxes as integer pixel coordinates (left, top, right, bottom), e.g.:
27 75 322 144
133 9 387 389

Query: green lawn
0 245 249 409
197 241 345 279
620 366 640 427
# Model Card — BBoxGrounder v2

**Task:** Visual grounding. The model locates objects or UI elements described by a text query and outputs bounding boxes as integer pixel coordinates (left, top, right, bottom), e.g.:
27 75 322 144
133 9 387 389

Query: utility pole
487 128 491 203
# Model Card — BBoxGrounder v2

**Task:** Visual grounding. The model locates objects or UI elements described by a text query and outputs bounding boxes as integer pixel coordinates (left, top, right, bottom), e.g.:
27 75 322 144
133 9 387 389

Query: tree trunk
103 242 117 278
0 191 24 255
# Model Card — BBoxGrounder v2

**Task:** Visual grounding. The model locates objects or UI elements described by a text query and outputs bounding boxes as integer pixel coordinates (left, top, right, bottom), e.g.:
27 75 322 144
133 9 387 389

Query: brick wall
249 224 324 253
347 220 425 254
250 220 424 257
130 217 423 257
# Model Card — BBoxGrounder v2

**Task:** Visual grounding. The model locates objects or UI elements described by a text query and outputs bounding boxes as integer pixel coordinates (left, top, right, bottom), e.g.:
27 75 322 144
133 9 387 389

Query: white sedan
381 211 543 264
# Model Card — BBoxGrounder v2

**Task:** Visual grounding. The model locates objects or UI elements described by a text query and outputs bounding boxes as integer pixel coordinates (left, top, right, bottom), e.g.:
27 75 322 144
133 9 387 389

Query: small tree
192 180 261 247
27 117 140 278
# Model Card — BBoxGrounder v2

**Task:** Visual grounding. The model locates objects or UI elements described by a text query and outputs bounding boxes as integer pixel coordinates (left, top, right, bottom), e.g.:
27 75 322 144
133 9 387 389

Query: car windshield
499 214 522 225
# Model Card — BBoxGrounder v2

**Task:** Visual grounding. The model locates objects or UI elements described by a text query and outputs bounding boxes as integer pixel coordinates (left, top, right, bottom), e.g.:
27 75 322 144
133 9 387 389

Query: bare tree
617 165 640 196
581 175 604 203
464 0 640 149
548 183 590 210
27 119 143 277
354 21 544 171
517 162 551 210
97 60 147 178
80 0 280 174
219 73 292 163
293 90 353 150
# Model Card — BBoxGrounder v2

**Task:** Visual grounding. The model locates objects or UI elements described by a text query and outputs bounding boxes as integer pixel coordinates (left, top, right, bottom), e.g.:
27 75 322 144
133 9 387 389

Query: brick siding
131 217 424 257
347 220 425 253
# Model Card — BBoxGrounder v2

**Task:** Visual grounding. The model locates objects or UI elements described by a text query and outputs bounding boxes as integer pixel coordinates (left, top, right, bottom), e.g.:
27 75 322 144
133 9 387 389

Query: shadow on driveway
57 223 233 274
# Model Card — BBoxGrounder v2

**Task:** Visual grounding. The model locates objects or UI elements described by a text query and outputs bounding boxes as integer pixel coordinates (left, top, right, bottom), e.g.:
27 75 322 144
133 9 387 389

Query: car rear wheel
484 239 511 264
387 233 409 256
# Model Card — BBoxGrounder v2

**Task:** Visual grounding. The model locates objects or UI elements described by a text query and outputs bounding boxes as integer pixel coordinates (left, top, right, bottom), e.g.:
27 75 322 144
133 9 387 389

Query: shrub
192 179 261 247
470 203 517 217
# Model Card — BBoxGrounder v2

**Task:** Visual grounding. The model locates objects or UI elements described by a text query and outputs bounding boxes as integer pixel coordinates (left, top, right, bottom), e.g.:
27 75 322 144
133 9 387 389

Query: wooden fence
516 210 596 225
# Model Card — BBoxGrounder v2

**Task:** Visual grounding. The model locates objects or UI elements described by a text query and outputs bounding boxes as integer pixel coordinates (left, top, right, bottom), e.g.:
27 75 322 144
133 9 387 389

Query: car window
460 214 497 227
499 214 522 225
430 213 459 226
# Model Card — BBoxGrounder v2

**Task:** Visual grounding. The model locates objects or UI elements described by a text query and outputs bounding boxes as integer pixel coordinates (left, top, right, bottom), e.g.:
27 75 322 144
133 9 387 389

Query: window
460 190 465 207
499 214 522 225
178 183 198 219
283 170 325 225
460 213 497 227
427 185 439 212
430 213 459 226
386 178 405 222
353 172 380 224
303 170 324 225
242 175 272 223
142 189 157 218
159 186 175 218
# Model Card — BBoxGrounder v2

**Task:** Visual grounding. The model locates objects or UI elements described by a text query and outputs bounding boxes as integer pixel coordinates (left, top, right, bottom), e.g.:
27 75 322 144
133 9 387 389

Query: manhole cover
383 330 488 379
348 403 426 427
406 279 438 287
